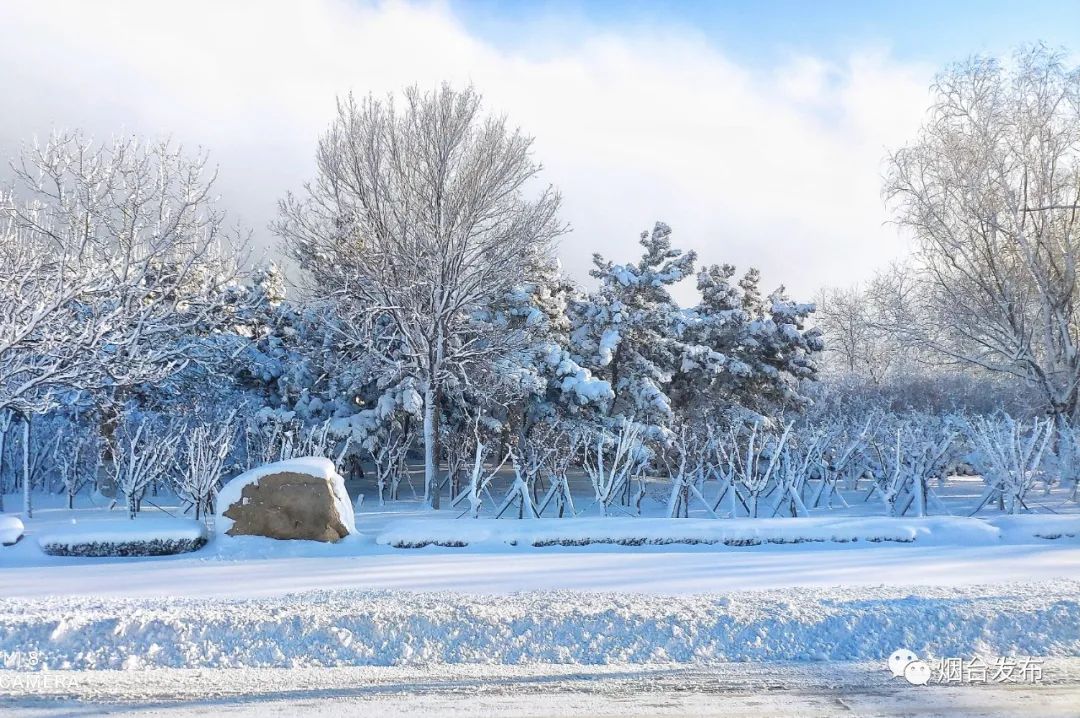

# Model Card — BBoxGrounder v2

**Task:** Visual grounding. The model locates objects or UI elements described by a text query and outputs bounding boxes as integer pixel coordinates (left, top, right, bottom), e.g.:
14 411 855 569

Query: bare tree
967 414 1054 514
276 85 565 508
816 277 910 383
57 421 102 510
886 47 1080 431
0 132 248 417
177 417 237 522
108 416 182 519
578 420 648 517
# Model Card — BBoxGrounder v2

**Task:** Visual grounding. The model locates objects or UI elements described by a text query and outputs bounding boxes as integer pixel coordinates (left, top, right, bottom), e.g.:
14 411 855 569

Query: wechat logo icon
888 648 931 685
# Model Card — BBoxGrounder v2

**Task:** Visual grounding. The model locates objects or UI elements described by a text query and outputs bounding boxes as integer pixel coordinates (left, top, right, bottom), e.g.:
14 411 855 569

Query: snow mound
37 517 208 557
0 514 24 545
1 581 1076 669
373 516 1071 549
216 457 355 537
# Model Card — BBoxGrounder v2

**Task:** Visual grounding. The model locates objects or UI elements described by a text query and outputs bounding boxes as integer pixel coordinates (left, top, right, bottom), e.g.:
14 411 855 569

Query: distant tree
886 46 1080 427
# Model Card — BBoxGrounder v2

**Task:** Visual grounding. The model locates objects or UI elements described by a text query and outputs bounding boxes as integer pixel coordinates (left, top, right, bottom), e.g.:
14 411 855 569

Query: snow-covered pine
569 222 694 437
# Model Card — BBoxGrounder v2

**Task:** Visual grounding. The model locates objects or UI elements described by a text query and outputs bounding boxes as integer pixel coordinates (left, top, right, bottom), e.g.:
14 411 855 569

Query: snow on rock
37 517 207 557
0 514 24 546
373 516 1047 549
0 581 1076 669
216 457 355 539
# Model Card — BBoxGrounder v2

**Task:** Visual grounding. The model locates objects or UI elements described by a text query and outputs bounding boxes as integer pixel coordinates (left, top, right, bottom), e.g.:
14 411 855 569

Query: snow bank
216 457 355 537
0 514 24 545
988 515 1080 541
1 581 1076 669
374 515 1078 549
37 518 208 557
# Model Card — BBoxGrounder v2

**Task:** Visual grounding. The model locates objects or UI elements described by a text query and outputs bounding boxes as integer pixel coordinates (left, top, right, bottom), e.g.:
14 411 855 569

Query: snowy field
3 483 1080 716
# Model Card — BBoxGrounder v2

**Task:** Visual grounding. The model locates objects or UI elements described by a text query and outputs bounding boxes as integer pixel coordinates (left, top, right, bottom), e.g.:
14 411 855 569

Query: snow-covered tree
176 416 237 521
886 46 1080 434
570 222 694 434
108 414 182 519
967 414 1054 514
276 85 564 508
674 263 822 421
0 132 249 417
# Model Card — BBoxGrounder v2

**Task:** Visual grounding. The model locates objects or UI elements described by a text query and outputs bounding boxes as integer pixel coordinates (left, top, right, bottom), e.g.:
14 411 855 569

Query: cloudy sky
1 0 1077 301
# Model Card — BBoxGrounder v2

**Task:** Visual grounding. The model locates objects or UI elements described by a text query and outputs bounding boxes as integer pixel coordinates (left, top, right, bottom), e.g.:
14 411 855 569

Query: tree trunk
1054 412 1075 494
424 382 439 509
21 415 31 520
0 414 7 514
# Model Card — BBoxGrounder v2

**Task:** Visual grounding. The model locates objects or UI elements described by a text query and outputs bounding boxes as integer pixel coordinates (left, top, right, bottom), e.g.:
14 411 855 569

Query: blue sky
453 0 1080 66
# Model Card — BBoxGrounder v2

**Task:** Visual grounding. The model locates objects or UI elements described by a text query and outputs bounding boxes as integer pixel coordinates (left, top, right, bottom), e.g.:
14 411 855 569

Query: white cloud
0 0 934 302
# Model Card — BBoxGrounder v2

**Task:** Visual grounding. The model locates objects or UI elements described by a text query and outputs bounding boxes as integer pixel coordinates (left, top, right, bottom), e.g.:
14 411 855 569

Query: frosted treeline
3 46 1080 520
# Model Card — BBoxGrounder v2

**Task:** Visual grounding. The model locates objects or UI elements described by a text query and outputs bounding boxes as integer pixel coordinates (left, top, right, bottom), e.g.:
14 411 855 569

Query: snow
215 457 356 537
400 387 423 415
0 514 24 545
3 536 1080 601
374 515 1074 548
36 517 206 550
8 661 1080 718
0 581 1076 669
597 327 620 365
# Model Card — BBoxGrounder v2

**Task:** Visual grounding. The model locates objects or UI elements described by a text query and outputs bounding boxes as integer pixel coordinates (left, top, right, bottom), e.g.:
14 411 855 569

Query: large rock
217 457 355 542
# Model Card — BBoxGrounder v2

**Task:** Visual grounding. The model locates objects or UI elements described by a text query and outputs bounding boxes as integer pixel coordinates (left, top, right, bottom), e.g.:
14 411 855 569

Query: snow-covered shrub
864 414 960 517
967 415 1054 514
107 415 183 519
175 418 238 522
725 422 793 519
578 420 649 517
663 424 710 518
38 519 208 556
370 420 416 504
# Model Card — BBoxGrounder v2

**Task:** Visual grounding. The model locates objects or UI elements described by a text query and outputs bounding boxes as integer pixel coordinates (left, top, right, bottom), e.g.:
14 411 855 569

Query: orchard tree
276 85 565 507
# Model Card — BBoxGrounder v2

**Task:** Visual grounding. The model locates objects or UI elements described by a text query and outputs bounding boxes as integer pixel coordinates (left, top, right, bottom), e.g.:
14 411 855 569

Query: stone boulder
217 457 355 542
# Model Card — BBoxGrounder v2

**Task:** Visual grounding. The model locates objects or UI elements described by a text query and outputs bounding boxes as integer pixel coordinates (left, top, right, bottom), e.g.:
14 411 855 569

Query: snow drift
0 514 23 545
375 515 1080 549
1 581 1077 670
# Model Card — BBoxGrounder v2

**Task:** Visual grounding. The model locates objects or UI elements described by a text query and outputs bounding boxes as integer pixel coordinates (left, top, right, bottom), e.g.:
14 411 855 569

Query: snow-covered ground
3 487 1080 599
3 486 1080 715
7 661 1080 717
3 582 1078 669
